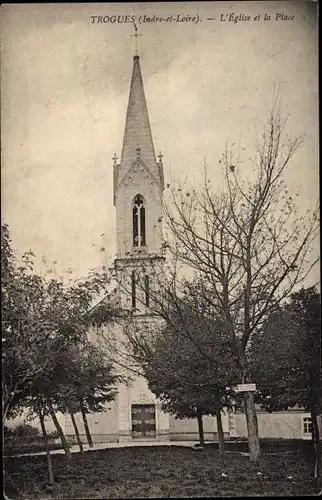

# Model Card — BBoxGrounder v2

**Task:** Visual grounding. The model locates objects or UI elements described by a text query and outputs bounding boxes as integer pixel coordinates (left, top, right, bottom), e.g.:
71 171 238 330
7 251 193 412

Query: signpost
236 383 257 393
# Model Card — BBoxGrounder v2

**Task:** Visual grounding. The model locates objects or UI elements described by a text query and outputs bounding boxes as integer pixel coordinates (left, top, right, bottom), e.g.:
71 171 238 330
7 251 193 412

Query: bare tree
96 262 240 451
160 97 319 462
95 97 318 462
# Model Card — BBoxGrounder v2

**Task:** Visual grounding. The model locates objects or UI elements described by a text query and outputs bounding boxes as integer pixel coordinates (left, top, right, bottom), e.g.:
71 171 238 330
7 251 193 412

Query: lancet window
145 275 150 307
131 271 136 309
133 194 146 247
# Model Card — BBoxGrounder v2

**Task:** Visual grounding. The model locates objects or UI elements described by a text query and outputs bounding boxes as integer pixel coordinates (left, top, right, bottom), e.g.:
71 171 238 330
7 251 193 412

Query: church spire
116 52 162 190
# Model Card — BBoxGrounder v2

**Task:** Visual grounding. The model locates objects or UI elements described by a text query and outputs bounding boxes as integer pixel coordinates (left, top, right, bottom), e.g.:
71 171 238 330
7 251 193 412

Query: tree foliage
2 223 118 444
53 341 121 414
251 286 321 476
117 277 239 449
144 303 237 418
251 288 320 414
2 223 60 420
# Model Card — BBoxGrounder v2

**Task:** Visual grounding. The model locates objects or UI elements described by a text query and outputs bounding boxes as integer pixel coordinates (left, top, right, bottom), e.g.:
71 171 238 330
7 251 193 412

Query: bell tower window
133 195 146 247
144 275 150 307
131 271 136 309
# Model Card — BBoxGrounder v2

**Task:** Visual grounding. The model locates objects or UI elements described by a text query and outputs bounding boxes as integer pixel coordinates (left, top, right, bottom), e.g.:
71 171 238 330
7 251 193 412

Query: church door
131 404 156 438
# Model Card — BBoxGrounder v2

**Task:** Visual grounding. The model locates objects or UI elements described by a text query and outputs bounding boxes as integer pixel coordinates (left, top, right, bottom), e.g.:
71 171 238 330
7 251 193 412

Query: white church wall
155 404 171 441
65 399 119 444
169 413 230 442
118 382 132 441
6 410 65 435
234 409 317 440
129 376 154 403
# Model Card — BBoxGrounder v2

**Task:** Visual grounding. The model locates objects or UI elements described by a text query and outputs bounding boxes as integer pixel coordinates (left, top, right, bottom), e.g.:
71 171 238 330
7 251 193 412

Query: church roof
117 55 161 188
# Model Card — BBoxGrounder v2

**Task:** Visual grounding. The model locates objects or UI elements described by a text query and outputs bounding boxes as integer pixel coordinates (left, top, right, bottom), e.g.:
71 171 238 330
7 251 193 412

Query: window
133 195 146 247
145 275 150 307
131 271 136 309
303 417 312 435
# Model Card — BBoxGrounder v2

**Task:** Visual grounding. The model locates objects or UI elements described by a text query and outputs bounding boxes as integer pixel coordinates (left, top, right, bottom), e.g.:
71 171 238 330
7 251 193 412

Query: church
5 46 313 446
63 50 315 445
64 50 231 443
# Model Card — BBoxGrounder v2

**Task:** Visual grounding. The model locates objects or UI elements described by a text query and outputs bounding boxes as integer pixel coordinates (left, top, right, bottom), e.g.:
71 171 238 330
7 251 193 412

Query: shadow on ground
4 441 320 498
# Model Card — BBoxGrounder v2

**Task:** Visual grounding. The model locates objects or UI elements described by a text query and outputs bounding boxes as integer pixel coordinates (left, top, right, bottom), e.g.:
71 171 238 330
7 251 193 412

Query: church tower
113 54 164 257
64 49 231 445
112 53 170 441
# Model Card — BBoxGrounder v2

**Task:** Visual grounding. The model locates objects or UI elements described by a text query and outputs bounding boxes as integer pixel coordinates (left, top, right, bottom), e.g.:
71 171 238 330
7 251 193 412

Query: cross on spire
136 146 141 157
131 23 142 56
158 151 164 163
112 153 118 165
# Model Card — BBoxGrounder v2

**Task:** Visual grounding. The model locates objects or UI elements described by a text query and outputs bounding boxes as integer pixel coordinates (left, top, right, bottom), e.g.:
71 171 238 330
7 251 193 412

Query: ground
4 442 320 498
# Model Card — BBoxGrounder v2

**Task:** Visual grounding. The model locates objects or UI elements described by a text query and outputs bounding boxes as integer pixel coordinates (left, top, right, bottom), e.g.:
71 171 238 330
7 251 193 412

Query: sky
1 1 319 282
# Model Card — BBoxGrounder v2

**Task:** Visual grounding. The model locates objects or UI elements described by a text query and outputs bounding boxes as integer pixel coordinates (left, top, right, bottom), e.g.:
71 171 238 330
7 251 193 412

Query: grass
4 443 320 498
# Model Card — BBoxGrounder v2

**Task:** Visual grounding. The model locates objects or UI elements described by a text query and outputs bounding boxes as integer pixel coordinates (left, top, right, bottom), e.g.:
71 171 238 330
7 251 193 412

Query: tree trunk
47 400 72 462
79 399 93 448
197 414 205 446
243 391 261 463
37 402 55 485
69 408 84 453
311 405 321 479
215 403 225 454
239 351 261 464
